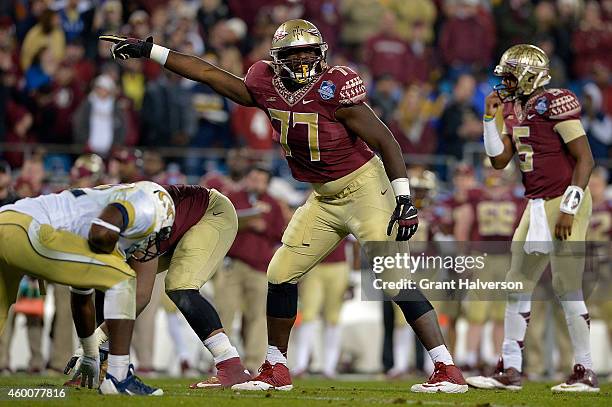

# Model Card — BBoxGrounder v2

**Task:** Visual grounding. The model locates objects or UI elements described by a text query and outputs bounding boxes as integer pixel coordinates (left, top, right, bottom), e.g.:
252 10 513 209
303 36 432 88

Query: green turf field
0 374 609 406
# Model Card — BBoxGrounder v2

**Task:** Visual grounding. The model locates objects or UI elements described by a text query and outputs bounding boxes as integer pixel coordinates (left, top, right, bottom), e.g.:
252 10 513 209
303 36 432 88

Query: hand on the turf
555 212 573 241
99 35 153 60
387 195 418 241
71 355 100 389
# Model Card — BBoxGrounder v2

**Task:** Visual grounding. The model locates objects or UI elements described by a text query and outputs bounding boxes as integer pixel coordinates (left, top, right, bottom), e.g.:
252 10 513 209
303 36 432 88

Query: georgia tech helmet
493 44 551 101
133 181 175 262
71 154 105 181
270 19 328 84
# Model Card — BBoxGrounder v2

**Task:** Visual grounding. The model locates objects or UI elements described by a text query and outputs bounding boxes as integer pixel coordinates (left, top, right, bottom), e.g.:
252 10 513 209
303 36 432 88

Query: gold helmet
493 44 551 101
71 154 105 182
408 168 437 209
270 19 328 84
483 157 516 187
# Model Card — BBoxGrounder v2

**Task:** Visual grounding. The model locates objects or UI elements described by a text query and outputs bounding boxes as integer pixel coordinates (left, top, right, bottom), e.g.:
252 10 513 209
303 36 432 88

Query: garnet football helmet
493 44 551 101
270 19 328 84
71 154 105 183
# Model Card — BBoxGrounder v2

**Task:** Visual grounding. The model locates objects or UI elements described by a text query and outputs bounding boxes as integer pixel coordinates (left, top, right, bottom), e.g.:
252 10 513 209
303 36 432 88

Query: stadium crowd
0 0 611 381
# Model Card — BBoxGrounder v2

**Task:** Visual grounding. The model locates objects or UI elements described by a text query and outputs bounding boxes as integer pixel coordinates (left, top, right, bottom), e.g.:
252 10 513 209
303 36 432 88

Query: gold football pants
0 211 135 335
268 157 402 284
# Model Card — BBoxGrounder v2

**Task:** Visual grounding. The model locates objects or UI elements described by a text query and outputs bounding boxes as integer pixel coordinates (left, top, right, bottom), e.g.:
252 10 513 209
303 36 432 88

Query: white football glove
65 351 99 389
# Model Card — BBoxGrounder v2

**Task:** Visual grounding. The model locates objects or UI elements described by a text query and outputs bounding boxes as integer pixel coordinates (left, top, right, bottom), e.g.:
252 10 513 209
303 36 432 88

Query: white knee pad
104 278 136 320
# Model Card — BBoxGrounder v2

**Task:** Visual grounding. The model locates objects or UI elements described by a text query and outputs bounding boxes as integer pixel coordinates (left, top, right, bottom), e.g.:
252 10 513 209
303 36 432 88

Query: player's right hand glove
68 355 100 389
386 195 419 241
99 35 153 60
64 346 108 388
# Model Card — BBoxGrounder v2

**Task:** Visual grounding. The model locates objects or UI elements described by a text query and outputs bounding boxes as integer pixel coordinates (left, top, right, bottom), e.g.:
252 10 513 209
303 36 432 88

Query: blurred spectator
172 3 206 56
216 166 286 373
385 0 437 43
46 61 85 144
19 150 45 195
0 161 18 206
120 59 146 110
593 64 612 116
535 35 568 87
200 147 252 194
369 75 403 124
439 0 494 74
231 105 274 151
141 70 196 147
63 39 95 84
14 177 36 198
493 0 537 56
110 147 144 183
4 100 35 168
158 162 187 185
439 74 482 158
363 12 415 85
25 46 58 92
302 0 342 51
188 53 233 150
20 8 65 70
142 149 166 182
557 0 584 70
57 0 94 43
92 0 123 36
390 85 442 155
73 75 126 156
582 83 612 160
197 0 233 39
572 0 612 78
206 18 247 52
339 0 385 54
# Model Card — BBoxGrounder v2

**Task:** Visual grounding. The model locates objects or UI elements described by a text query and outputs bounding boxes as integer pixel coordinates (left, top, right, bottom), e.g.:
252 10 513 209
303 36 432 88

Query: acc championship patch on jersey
535 96 548 115
319 80 336 100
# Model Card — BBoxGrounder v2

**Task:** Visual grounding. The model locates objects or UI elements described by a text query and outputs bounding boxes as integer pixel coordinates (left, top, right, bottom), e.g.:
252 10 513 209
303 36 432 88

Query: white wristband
91 218 121 233
150 44 170 66
391 178 411 197
483 119 505 157
94 326 108 347
560 185 584 215
80 333 99 359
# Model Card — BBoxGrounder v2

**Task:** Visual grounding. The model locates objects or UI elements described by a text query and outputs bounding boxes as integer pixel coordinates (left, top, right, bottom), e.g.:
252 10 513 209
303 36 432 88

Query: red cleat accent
231 361 293 391
190 357 251 389
411 362 468 393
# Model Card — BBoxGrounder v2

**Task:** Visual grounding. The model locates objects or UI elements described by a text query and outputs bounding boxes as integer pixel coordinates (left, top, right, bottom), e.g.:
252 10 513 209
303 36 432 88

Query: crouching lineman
467 44 598 392
0 181 175 395
67 184 252 388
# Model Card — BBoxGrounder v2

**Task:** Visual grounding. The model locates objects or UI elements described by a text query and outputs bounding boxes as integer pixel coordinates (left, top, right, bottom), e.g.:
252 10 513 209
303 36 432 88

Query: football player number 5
512 126 533 172
268 108 320 161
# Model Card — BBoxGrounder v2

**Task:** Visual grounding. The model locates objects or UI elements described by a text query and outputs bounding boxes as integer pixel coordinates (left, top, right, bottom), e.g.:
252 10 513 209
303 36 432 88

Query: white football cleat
551 364 599 393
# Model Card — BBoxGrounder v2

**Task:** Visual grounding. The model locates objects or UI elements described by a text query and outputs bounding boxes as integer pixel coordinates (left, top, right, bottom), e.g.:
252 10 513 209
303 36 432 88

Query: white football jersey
1 183 158 256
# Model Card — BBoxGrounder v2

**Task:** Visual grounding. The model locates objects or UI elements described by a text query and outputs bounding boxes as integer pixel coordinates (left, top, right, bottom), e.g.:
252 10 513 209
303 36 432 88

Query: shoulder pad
539 89 581 120
324 65 366 106
244 60 274 87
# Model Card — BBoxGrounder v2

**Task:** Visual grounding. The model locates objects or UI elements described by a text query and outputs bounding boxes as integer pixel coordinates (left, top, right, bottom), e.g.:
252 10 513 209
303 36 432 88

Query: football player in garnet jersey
101 19 467 394
466 44 598 392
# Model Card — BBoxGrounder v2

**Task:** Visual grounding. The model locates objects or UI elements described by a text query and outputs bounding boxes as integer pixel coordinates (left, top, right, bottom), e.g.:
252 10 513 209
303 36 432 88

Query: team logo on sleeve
318 80 336 100
535 97 548 115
